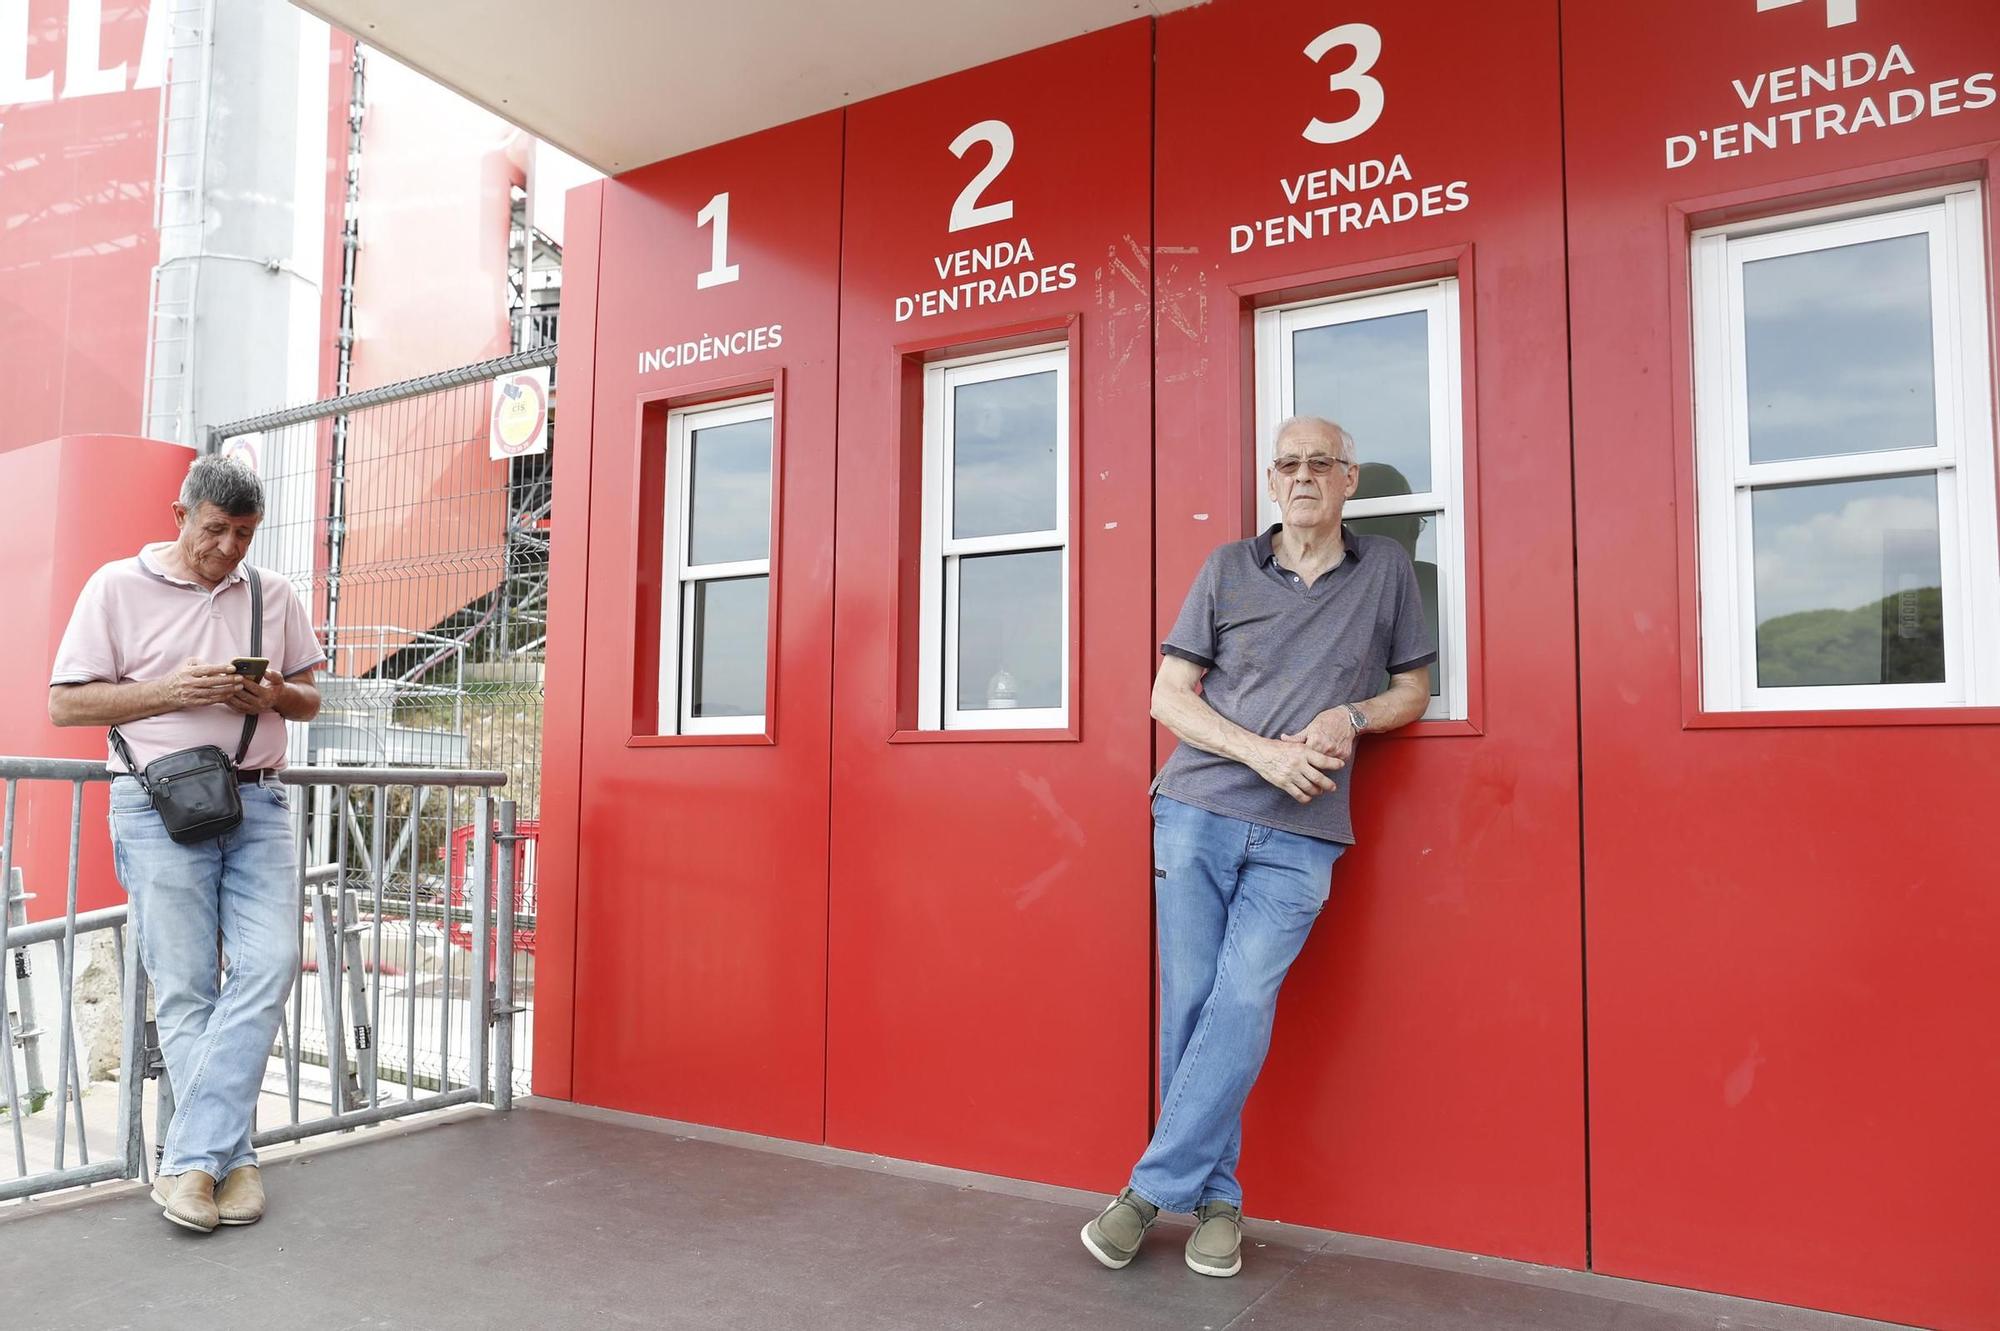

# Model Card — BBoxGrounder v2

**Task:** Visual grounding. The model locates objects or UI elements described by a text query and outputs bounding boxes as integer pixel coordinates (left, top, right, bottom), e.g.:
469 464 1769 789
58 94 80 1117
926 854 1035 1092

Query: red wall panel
562 116 842 1140
1155 0 1584 1264
531 178 603 1103
1564 2 2000 1325
0 437 197 919
826 23 1156 1188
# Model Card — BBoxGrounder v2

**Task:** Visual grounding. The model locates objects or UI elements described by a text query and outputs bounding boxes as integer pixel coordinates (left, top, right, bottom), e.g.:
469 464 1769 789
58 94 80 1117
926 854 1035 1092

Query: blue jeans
1128 795 1344 1213
110 774 298 1179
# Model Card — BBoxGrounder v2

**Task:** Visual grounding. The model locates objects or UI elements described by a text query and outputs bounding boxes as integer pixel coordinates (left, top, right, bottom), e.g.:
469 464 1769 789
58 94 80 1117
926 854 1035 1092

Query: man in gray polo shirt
1082 416 1434 1278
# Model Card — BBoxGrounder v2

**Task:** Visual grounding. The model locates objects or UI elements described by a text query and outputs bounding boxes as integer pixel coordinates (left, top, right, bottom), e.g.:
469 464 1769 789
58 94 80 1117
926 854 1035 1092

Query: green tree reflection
1756 587 1944 688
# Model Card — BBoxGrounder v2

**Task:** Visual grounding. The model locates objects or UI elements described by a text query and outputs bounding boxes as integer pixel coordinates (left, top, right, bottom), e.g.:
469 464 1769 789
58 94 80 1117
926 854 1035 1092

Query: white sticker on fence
489 367 551 460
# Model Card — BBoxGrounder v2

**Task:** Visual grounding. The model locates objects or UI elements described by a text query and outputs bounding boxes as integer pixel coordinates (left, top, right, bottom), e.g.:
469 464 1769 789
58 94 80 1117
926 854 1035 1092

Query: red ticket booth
535 1 2000 1324
824 21 1157 1188
1565 3 2000 1326
1155 0 1585 1264
537 114 844 1139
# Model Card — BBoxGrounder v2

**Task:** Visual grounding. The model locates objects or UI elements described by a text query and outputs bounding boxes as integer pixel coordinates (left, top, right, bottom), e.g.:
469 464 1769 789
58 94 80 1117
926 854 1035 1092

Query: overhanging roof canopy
292 0 1206 174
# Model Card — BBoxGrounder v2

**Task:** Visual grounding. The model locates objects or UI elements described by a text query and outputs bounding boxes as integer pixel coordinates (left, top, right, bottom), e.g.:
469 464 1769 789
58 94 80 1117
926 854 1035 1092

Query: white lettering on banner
1229 153 1470 254
1665 45 1996 169
637 323 784 375
0 0 165 109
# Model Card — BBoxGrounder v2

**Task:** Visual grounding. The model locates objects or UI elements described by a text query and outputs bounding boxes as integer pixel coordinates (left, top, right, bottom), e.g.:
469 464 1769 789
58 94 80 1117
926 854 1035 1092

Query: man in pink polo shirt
49 455 323 1233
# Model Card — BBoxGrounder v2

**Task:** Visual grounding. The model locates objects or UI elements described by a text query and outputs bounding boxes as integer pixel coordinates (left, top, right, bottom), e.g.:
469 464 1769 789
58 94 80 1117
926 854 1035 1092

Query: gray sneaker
1185 1199 1243 1277
1081 1187 1159 1269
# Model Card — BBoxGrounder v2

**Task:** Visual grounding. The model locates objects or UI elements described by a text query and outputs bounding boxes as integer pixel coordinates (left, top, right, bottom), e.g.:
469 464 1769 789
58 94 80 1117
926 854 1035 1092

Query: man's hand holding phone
224 658 283 716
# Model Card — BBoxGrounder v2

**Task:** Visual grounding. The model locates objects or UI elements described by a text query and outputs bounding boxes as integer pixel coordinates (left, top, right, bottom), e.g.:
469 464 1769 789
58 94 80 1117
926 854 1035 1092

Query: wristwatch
1344 702 1368 733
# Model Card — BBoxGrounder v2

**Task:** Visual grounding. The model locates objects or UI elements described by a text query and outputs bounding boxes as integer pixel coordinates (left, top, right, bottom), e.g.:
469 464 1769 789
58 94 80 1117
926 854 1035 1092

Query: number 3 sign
1301 22 1384 145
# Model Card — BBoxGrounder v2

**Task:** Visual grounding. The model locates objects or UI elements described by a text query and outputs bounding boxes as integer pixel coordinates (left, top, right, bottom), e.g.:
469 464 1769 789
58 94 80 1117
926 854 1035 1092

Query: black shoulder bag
109 566 264 846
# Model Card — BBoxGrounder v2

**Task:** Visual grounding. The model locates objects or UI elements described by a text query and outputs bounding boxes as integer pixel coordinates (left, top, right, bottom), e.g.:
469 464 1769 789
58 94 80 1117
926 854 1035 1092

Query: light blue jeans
110 774 298 1180
1128 795 1344 1213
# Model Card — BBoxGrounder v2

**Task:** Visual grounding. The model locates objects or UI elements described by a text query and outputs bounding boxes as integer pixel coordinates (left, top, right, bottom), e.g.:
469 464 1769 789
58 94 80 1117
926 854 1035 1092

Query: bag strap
108 726 144 785
234 566 263 767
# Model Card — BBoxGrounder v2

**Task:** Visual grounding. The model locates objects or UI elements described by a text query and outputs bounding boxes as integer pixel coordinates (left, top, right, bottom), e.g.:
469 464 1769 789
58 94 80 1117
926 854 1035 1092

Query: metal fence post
51 781 84 1170
1 783 30 1175
6 865 50 1113
493 799 517 1111
468 793 491 1103
117 934 151 1183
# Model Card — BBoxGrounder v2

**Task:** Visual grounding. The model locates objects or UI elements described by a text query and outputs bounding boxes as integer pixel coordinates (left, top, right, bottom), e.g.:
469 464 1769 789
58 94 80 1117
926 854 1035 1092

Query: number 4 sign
1756 0 1858 28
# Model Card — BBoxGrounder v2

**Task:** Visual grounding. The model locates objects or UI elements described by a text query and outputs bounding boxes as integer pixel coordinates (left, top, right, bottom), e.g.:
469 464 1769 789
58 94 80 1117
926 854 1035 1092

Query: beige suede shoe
154 1170 219 1232
1185 1199 1243 1277
1081 1188 1160 1270
215 1165 265 1225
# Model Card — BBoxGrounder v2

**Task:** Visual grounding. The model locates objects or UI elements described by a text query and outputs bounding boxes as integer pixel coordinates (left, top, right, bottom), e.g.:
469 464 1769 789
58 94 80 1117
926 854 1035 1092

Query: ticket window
915 343 1072 732
1252 280 1467 720
1690 185 2000 713
655 395 776 735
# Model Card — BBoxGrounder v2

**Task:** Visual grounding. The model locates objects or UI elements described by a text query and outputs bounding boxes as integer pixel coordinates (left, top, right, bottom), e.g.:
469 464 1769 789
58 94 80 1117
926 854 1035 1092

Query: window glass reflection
955 550 1062 711
1750 474 1944 687
1292 312 1430 497
687 418 772 566
1346 513 1441 699
686 575 769 717
953 371 1059 539
1744 234 1935 463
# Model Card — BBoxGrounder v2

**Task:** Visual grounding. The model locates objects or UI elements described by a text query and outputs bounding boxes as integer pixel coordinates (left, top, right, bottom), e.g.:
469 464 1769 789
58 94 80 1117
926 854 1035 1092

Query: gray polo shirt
1152 524 1436 845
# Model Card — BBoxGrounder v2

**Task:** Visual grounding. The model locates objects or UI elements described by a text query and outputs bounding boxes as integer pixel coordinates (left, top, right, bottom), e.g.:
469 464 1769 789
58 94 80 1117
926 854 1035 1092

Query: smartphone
230 656 270 679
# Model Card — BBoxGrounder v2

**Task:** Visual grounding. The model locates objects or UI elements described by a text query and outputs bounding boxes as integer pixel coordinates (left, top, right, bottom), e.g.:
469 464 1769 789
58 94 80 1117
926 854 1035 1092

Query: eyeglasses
1271 454 1356 477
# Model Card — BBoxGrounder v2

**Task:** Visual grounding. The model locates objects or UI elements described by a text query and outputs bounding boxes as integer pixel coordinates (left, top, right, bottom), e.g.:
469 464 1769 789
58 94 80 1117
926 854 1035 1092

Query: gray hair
178 454 264 517
1273 415 1357 462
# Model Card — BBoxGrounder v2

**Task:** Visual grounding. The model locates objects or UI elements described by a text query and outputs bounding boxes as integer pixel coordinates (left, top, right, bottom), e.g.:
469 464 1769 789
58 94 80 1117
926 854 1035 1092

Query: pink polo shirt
51 544 326 773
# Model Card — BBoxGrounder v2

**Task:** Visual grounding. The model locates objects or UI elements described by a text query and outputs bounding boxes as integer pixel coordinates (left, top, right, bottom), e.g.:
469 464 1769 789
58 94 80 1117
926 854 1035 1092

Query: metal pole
404 785 420 1100
5 867 49 1114
493 800 516 1110
116 927 151 1184
468 793 491 1102
367 784 386 1108
51 781 83 1169
436 789 454 1090
0 834 30 1174
288 783 308 1125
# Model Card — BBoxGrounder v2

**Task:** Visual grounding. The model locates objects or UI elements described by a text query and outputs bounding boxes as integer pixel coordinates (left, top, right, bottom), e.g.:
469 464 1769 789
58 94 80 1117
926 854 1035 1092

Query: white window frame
657 394 774 735
1692 185 2000 712
1253 279 1468 721
918 344 1071 731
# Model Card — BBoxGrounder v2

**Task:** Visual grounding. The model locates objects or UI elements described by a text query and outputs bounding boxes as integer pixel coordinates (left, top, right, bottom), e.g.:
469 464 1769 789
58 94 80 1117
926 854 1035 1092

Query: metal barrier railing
1 756 516 1205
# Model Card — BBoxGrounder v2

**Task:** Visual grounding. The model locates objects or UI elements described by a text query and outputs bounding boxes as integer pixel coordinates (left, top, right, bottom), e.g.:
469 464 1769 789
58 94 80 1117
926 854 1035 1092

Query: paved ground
1 1100 1914 1331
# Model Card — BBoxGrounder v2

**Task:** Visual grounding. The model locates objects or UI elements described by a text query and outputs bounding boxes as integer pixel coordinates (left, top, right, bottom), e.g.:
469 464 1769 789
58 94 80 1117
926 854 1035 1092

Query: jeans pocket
108 777 152 815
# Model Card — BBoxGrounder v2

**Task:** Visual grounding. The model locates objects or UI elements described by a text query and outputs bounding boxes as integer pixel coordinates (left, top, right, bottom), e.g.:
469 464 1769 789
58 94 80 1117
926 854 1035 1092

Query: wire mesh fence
209 347 554 1097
